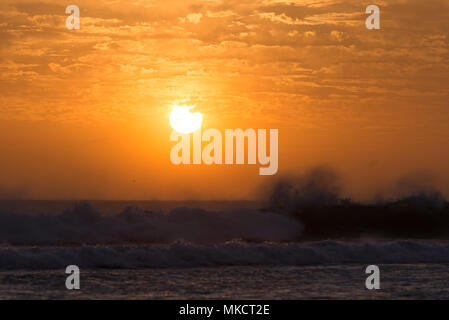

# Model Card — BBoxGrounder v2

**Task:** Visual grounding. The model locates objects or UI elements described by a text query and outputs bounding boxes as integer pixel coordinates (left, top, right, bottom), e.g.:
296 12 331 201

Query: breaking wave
0 203 303 246
1 240 449 270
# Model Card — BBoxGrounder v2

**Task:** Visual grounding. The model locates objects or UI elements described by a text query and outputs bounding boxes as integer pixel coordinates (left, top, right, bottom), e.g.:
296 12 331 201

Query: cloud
0 0 447 124
183 12 203 24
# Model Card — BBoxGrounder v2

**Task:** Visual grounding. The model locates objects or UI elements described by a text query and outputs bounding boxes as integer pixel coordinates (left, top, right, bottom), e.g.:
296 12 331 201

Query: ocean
2 265 449 299
0 200 449 299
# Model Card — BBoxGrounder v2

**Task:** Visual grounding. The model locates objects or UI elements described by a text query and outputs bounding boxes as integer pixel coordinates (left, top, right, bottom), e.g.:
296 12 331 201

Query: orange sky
0 0 448 200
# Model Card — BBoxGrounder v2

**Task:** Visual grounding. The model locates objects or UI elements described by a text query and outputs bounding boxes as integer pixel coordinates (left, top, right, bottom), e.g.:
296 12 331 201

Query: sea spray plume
395 171 439 197
392 172 446 212
262 170 449 240
267 167 341 211
372 172 446 212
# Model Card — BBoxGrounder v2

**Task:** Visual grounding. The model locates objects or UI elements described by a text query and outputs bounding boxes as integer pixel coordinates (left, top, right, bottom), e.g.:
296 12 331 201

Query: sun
170 105 202 134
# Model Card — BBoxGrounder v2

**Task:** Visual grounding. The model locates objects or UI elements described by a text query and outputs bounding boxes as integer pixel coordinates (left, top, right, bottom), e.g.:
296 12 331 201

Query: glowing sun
170 105 202 134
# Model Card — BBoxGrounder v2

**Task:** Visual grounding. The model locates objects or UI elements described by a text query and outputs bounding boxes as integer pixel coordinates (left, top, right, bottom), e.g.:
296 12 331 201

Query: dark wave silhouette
0 167 448 246
265 167 449 240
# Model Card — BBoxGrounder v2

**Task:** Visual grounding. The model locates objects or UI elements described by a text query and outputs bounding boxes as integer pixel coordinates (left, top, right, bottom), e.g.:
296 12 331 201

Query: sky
0 0 448 200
